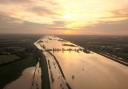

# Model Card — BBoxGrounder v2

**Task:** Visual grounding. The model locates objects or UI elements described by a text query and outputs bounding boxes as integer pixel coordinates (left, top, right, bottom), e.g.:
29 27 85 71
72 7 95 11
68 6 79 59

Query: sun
61 13 84 29
63 30 73 35
63 13 77 20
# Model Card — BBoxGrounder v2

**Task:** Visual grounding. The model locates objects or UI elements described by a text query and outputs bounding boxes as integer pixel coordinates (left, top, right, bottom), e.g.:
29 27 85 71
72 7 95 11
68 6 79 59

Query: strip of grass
39 51 50 89
0 55 38 89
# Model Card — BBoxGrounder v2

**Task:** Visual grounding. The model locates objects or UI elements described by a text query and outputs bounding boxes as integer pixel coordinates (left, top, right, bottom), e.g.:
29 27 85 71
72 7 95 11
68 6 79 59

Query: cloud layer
0 0 128 35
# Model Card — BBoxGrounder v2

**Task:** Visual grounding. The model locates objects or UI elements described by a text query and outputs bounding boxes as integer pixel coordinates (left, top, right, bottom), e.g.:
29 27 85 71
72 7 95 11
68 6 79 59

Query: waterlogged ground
4 62 41 89
35 36 128 89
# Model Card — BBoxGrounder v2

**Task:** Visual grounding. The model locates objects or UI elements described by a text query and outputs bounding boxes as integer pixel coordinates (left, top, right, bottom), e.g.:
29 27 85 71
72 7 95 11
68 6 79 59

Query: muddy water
4 63 41 89
54 51 128 89
35 36 128 89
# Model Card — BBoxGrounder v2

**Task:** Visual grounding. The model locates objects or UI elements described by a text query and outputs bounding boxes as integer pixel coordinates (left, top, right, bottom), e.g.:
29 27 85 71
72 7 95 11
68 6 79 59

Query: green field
0 34 41 89
0 55 19 65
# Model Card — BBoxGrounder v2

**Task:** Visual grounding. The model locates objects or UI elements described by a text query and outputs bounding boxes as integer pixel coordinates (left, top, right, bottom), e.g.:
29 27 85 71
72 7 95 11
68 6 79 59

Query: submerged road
35 36 128 89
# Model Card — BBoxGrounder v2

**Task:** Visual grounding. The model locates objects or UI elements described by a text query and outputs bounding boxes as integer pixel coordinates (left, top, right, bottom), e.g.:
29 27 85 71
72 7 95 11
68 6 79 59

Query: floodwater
4 62 41 89
35 36 128 89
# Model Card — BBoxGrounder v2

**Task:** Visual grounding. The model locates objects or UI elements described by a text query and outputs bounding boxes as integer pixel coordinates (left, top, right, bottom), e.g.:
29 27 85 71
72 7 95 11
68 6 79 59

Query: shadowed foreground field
0 34 41 89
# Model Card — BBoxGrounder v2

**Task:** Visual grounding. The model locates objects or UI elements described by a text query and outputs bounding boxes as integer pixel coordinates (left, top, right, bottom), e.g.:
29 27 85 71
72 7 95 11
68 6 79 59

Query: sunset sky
0 0 128 35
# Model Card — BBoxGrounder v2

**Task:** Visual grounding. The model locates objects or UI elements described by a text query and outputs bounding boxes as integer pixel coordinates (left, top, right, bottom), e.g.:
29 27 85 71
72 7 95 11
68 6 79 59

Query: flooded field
4 62 41 89
35 36 128 89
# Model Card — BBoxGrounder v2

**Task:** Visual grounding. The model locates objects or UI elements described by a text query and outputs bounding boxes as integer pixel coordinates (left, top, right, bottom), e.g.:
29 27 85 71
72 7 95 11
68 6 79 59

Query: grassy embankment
38 50 50 89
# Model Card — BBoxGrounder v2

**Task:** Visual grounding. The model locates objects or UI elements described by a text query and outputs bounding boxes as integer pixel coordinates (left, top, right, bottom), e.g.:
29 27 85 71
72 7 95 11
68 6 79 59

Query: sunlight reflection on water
35 36 128 89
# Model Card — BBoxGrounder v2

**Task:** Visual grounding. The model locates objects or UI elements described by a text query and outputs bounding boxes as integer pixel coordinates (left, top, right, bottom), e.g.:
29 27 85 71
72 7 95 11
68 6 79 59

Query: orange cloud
0 0 128 35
